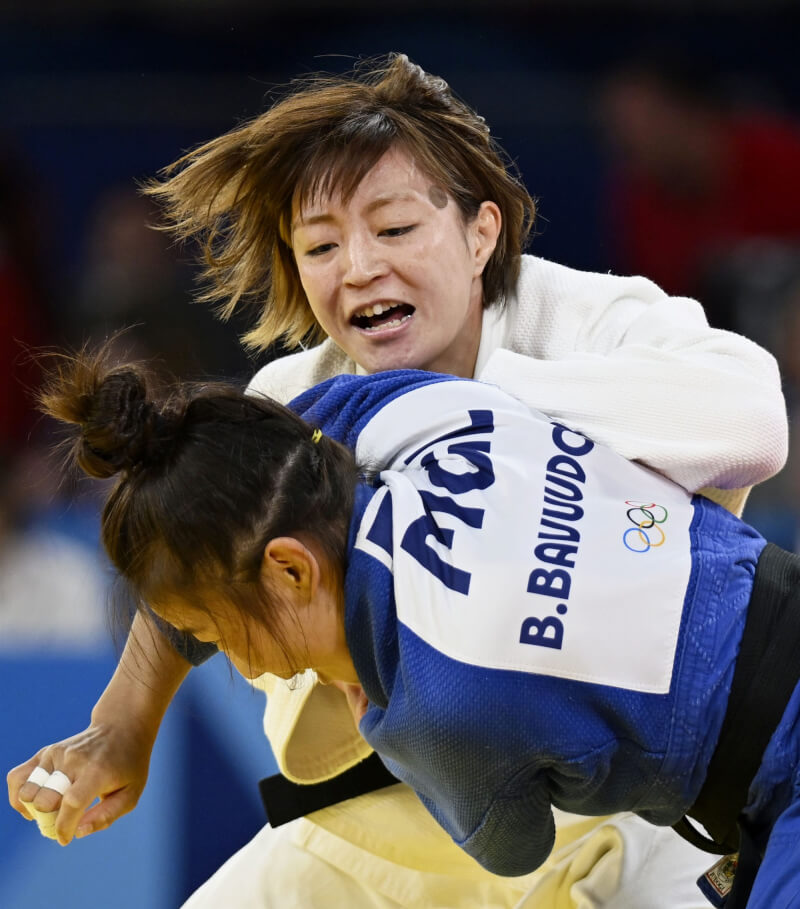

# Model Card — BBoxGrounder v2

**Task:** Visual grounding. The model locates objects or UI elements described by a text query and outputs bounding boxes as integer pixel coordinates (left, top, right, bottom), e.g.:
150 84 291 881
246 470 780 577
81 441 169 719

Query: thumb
71 787 140 841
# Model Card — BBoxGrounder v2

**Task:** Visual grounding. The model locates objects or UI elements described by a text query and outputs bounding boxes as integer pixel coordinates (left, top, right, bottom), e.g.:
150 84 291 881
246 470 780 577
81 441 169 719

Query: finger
9 755 48 809
8 757 39 814
14 760 56 810
71 786 139 842
17 795 60 840
17 794 35 821
54 769 134 844
13 802 34 821
32 770 71 814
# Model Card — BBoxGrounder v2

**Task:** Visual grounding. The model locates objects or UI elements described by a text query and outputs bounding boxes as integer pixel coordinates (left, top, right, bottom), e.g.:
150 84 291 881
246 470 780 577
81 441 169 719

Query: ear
471 201 502 276
261 536 320 605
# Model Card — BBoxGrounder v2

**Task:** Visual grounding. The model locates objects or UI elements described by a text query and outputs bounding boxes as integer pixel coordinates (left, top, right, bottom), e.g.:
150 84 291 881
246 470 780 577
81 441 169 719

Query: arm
483 259 788 511
7 612 191 845
455 773 556 877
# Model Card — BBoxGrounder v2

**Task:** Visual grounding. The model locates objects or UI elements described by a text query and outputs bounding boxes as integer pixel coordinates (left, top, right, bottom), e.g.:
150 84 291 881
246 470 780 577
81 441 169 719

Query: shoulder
357 374 518 455
246 339 355 405
512 254 667 311
292 370 471 451
504 254 700 358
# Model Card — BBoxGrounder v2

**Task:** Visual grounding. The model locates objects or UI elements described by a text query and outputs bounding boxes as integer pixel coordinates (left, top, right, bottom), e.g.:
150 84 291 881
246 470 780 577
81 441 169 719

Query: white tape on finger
19 769 70 841
25 766 51 788
43 770 71 796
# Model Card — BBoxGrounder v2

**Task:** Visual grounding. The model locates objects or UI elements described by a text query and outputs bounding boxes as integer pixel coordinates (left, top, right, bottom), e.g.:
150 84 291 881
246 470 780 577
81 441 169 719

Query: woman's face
151 595 300 681
291 147 500 378
149 538 355 684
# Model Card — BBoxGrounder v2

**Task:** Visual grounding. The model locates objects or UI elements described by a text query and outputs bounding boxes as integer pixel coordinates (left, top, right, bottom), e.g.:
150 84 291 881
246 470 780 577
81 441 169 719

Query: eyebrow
292 192 419 230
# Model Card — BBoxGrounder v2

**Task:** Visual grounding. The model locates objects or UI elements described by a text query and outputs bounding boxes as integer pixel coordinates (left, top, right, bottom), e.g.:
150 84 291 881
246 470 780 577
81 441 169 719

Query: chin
361 348 431 375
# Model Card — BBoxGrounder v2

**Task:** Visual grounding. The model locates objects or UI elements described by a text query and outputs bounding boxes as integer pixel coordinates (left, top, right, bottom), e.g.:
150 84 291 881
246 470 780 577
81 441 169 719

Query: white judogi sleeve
479 256 787 517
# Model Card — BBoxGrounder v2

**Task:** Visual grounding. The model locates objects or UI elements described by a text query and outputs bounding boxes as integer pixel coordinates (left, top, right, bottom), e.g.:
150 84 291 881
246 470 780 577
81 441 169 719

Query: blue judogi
291 370 800 906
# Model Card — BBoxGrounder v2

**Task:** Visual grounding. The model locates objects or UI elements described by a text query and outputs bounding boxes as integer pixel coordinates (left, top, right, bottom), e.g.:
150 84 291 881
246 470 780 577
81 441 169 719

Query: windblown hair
144 53 536 350
39 343 357 656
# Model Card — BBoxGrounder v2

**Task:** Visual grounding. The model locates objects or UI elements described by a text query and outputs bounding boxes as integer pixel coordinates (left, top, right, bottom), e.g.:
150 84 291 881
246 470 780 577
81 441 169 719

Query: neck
429 299 484 379
317 652 360 686
313 614 360 684
308 567 360 685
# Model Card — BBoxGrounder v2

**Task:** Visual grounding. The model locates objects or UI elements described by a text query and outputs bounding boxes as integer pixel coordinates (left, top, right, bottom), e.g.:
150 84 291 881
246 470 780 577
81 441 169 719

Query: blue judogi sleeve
455 772 557 876
288 370 457 446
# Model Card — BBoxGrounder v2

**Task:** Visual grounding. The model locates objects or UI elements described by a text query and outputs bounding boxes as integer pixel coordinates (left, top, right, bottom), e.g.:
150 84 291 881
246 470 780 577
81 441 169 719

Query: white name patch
354 381 693 694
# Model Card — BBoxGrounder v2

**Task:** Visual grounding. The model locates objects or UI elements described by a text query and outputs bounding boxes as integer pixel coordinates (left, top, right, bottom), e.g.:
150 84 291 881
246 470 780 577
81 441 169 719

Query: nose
342 233 388 287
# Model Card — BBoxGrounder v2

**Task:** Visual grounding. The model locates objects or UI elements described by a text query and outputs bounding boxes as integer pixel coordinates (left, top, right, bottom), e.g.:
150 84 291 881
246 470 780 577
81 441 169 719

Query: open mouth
351 302 415 332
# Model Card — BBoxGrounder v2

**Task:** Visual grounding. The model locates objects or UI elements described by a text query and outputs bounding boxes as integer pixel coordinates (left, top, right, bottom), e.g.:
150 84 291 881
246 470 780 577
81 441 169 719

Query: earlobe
472 201 502 274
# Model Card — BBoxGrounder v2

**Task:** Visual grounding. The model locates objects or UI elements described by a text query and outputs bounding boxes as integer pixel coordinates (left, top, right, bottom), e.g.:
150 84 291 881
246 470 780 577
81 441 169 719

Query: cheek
294 261 317 301
423 225 474 276
297 266 337 324
420 242 475 308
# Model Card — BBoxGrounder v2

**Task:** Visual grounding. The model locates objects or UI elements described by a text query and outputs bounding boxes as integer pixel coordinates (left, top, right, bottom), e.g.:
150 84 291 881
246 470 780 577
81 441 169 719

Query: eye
306 242 337 257
184 627 217 645
178 620 219 644
380 225 416 238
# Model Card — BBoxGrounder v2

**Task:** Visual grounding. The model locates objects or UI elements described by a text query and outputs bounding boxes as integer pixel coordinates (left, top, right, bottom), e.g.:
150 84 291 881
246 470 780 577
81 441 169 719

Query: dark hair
144 53 536 349
39 344 357 657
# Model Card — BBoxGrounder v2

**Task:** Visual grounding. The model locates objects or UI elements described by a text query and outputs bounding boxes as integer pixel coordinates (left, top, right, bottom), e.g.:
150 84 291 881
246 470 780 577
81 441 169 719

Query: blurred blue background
2 1 799 906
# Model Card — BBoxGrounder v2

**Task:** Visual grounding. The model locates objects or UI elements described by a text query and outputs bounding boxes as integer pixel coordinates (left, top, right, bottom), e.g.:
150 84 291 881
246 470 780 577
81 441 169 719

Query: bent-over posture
21 354 800 908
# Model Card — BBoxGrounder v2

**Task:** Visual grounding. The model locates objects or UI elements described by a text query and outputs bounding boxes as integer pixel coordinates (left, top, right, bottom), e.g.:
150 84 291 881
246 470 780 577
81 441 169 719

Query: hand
7 611 192 845
8 716 155 846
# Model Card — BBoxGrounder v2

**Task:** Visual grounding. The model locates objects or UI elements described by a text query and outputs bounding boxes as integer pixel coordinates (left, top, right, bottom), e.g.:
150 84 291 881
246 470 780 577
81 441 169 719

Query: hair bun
80 369 177 477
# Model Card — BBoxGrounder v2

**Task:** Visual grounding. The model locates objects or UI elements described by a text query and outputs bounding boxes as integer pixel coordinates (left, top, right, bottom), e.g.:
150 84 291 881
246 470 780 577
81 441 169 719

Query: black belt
259 752 398 827
672 542 800 905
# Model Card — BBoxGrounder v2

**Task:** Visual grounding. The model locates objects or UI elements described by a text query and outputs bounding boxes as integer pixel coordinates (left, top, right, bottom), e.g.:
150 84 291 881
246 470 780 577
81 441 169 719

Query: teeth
363 313 412 332
359 302 400 319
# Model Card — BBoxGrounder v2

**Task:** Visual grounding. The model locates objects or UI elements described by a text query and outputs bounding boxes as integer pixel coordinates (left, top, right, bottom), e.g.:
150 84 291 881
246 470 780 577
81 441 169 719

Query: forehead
292 147 436 224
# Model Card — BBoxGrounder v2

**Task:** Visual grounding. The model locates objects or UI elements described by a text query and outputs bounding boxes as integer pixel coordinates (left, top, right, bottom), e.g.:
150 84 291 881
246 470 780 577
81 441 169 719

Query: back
294 371 765 876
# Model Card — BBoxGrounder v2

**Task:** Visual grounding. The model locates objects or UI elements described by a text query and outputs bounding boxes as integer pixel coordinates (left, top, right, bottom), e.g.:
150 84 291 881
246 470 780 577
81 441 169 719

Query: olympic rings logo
623 500 668 553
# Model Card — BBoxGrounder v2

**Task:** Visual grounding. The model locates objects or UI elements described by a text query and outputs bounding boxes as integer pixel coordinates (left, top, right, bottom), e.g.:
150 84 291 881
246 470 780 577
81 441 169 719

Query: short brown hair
145 53 536 350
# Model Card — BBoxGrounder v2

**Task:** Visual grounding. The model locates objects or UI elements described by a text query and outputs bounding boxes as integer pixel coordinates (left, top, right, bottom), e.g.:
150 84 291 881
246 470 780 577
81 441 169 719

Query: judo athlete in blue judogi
289 370 800 908
30 361 800 908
